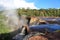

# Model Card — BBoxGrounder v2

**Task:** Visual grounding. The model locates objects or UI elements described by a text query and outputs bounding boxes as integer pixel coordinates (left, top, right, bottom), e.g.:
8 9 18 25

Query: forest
17 8 60 17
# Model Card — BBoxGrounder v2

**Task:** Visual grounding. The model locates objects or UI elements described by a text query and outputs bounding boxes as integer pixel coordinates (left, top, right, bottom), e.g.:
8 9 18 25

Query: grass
0 13 11 40
0 13 10 34
0 24 10 34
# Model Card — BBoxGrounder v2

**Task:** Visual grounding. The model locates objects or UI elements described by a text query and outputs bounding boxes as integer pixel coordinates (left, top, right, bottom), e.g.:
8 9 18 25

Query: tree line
17 8 60 17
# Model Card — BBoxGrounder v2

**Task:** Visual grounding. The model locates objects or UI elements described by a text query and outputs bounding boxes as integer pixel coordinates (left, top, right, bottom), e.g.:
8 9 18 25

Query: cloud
0 0 37 10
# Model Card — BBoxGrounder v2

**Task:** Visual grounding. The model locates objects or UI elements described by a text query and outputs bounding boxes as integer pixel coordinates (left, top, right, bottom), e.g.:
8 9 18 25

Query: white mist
3 10 20 31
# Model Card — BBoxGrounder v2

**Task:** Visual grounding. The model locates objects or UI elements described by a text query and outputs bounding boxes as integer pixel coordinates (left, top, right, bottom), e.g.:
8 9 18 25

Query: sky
26 0 60 9
0 0 60 10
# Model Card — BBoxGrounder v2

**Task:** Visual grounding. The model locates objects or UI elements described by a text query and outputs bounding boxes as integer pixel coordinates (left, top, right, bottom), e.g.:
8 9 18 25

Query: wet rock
13 34 25 40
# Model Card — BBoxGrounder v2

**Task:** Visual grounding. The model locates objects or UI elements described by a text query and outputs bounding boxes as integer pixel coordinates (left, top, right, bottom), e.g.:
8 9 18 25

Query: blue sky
25 0 60 8
0 0 60 10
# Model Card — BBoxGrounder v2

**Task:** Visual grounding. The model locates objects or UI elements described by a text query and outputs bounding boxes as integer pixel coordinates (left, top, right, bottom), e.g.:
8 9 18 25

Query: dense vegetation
17 8 60 17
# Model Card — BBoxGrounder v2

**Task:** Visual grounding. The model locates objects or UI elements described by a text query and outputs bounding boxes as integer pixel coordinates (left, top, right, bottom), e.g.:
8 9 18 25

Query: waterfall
3 10 20 31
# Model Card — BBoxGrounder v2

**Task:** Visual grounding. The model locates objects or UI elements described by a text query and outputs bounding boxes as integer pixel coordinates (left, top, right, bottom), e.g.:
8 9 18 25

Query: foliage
17 8 60 17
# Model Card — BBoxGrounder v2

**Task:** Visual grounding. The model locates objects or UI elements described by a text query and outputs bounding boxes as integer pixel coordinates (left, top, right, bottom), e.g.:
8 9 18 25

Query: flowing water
3 10 20 31
29 18 60 32
40 18 60 21
30 24 60 32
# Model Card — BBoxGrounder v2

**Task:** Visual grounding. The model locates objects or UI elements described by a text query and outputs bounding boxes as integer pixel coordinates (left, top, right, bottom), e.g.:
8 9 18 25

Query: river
29 18 60 32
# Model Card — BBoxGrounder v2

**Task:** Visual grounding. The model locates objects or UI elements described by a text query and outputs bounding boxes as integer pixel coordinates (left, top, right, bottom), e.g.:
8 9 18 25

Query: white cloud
0 0 37 10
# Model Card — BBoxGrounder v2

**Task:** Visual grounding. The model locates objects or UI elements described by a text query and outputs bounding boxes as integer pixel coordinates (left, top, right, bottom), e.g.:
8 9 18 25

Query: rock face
29 17 39 25
30 17 38 24
28 36 48 40
29 17 47 25
38 19 47 24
